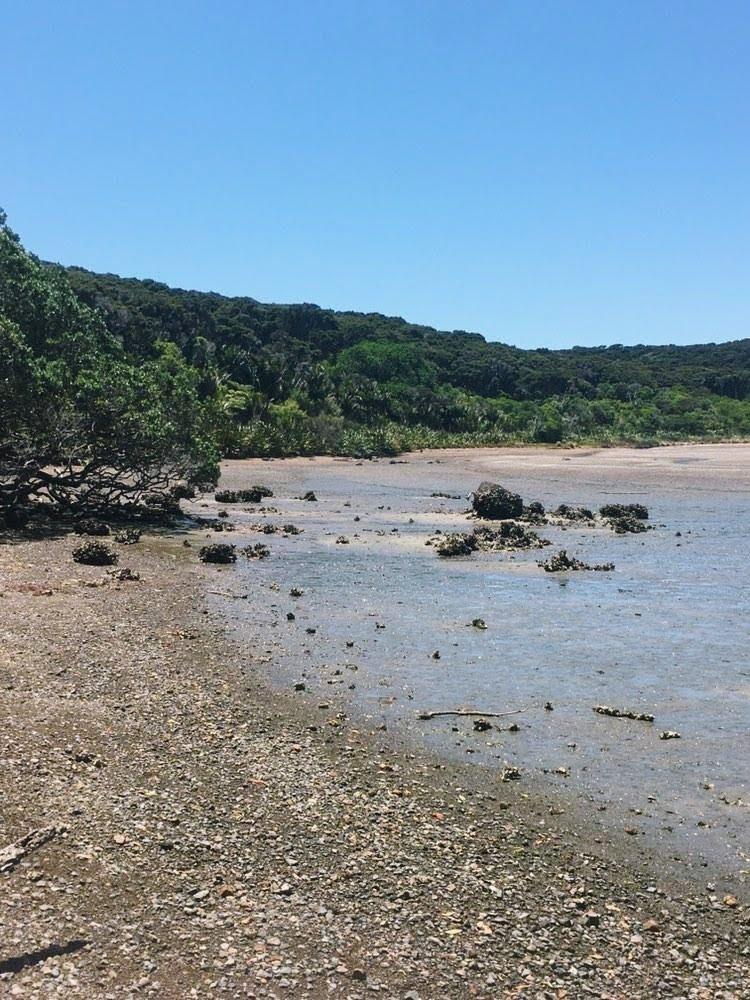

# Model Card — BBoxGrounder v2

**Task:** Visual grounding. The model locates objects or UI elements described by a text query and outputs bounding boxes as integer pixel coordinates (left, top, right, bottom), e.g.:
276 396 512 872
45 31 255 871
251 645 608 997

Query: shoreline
1 450 749 995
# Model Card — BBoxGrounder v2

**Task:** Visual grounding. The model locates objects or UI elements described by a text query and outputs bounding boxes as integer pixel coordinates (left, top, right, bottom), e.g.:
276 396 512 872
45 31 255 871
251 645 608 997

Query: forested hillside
64 264 750 456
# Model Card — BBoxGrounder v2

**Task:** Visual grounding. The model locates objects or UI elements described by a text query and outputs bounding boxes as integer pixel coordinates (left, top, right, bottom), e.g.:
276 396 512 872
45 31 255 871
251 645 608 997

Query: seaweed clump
200 543 236 564
539 549 614 572
72 541 119 566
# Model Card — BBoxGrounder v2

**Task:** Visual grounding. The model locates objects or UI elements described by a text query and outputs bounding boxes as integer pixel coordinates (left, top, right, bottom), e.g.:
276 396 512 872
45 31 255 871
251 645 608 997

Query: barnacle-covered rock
538 549 614 572
436 533 479 557
199 543 236 564
599 503 649 520
242 543 270 560
473 523 550 551
472 482 523 520
552 503 595 522
72 540 118 566
215 486 274 504
113 527 142 545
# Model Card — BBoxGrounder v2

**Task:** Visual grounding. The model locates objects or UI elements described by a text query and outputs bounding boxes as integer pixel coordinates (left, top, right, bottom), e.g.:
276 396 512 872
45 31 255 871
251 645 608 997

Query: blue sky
2 1 748 348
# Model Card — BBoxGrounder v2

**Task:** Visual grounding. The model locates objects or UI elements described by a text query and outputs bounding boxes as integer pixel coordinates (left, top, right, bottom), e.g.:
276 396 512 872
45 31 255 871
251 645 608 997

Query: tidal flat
210 443 750 880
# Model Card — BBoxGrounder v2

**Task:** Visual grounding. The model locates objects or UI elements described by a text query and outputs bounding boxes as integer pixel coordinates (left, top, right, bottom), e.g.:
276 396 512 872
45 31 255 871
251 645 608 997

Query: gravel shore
1 521 749 998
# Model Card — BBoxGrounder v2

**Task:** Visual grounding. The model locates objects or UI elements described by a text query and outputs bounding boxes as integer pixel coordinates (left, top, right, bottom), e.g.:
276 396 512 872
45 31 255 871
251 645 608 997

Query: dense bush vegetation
3 205 750 524
0 213 219 522
62 258 750 458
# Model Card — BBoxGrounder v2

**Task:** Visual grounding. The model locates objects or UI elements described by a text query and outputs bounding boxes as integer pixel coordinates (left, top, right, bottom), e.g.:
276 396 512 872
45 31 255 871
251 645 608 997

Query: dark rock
472 481 524 520
242 543 270 560
606 513 649 534
72 541 118 565
301 491 318 502
74 519 110 536
215 486 273 504
435 533 479 557
553 503 595 521
170 482 197 500
142 491 181 514
199 543 236 564
600 503 649 521
107 567 140 581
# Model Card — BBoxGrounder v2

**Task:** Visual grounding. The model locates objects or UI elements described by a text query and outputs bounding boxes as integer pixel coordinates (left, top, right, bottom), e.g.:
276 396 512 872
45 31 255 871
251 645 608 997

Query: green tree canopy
0 211 219 519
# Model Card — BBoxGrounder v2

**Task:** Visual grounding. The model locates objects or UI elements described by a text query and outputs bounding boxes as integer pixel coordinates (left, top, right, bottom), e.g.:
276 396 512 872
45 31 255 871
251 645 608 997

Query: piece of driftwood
418 708 526 721
0 826 61 874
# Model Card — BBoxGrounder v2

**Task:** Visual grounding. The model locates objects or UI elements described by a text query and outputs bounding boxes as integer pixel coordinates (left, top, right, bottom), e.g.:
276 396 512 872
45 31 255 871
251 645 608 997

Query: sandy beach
1 444 749 997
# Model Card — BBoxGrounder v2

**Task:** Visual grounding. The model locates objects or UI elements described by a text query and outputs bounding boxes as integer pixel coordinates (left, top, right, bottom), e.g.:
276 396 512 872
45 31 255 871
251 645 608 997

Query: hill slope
63 264 750 455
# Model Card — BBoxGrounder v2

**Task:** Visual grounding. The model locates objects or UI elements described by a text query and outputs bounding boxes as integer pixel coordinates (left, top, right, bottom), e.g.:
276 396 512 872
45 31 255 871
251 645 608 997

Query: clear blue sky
3 1 748 348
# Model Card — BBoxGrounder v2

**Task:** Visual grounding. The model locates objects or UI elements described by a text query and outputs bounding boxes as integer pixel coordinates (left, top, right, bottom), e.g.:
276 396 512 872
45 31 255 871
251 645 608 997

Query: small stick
418 708 526 721
0 827 61 874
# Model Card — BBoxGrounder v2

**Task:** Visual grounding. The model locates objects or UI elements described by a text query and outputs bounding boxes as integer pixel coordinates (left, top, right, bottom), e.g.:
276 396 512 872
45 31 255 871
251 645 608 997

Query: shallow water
205 446 750 877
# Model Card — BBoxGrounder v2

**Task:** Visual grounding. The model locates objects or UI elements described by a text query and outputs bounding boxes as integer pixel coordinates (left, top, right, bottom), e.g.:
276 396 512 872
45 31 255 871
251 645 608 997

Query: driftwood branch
0 826 62 874
418 708 526 721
